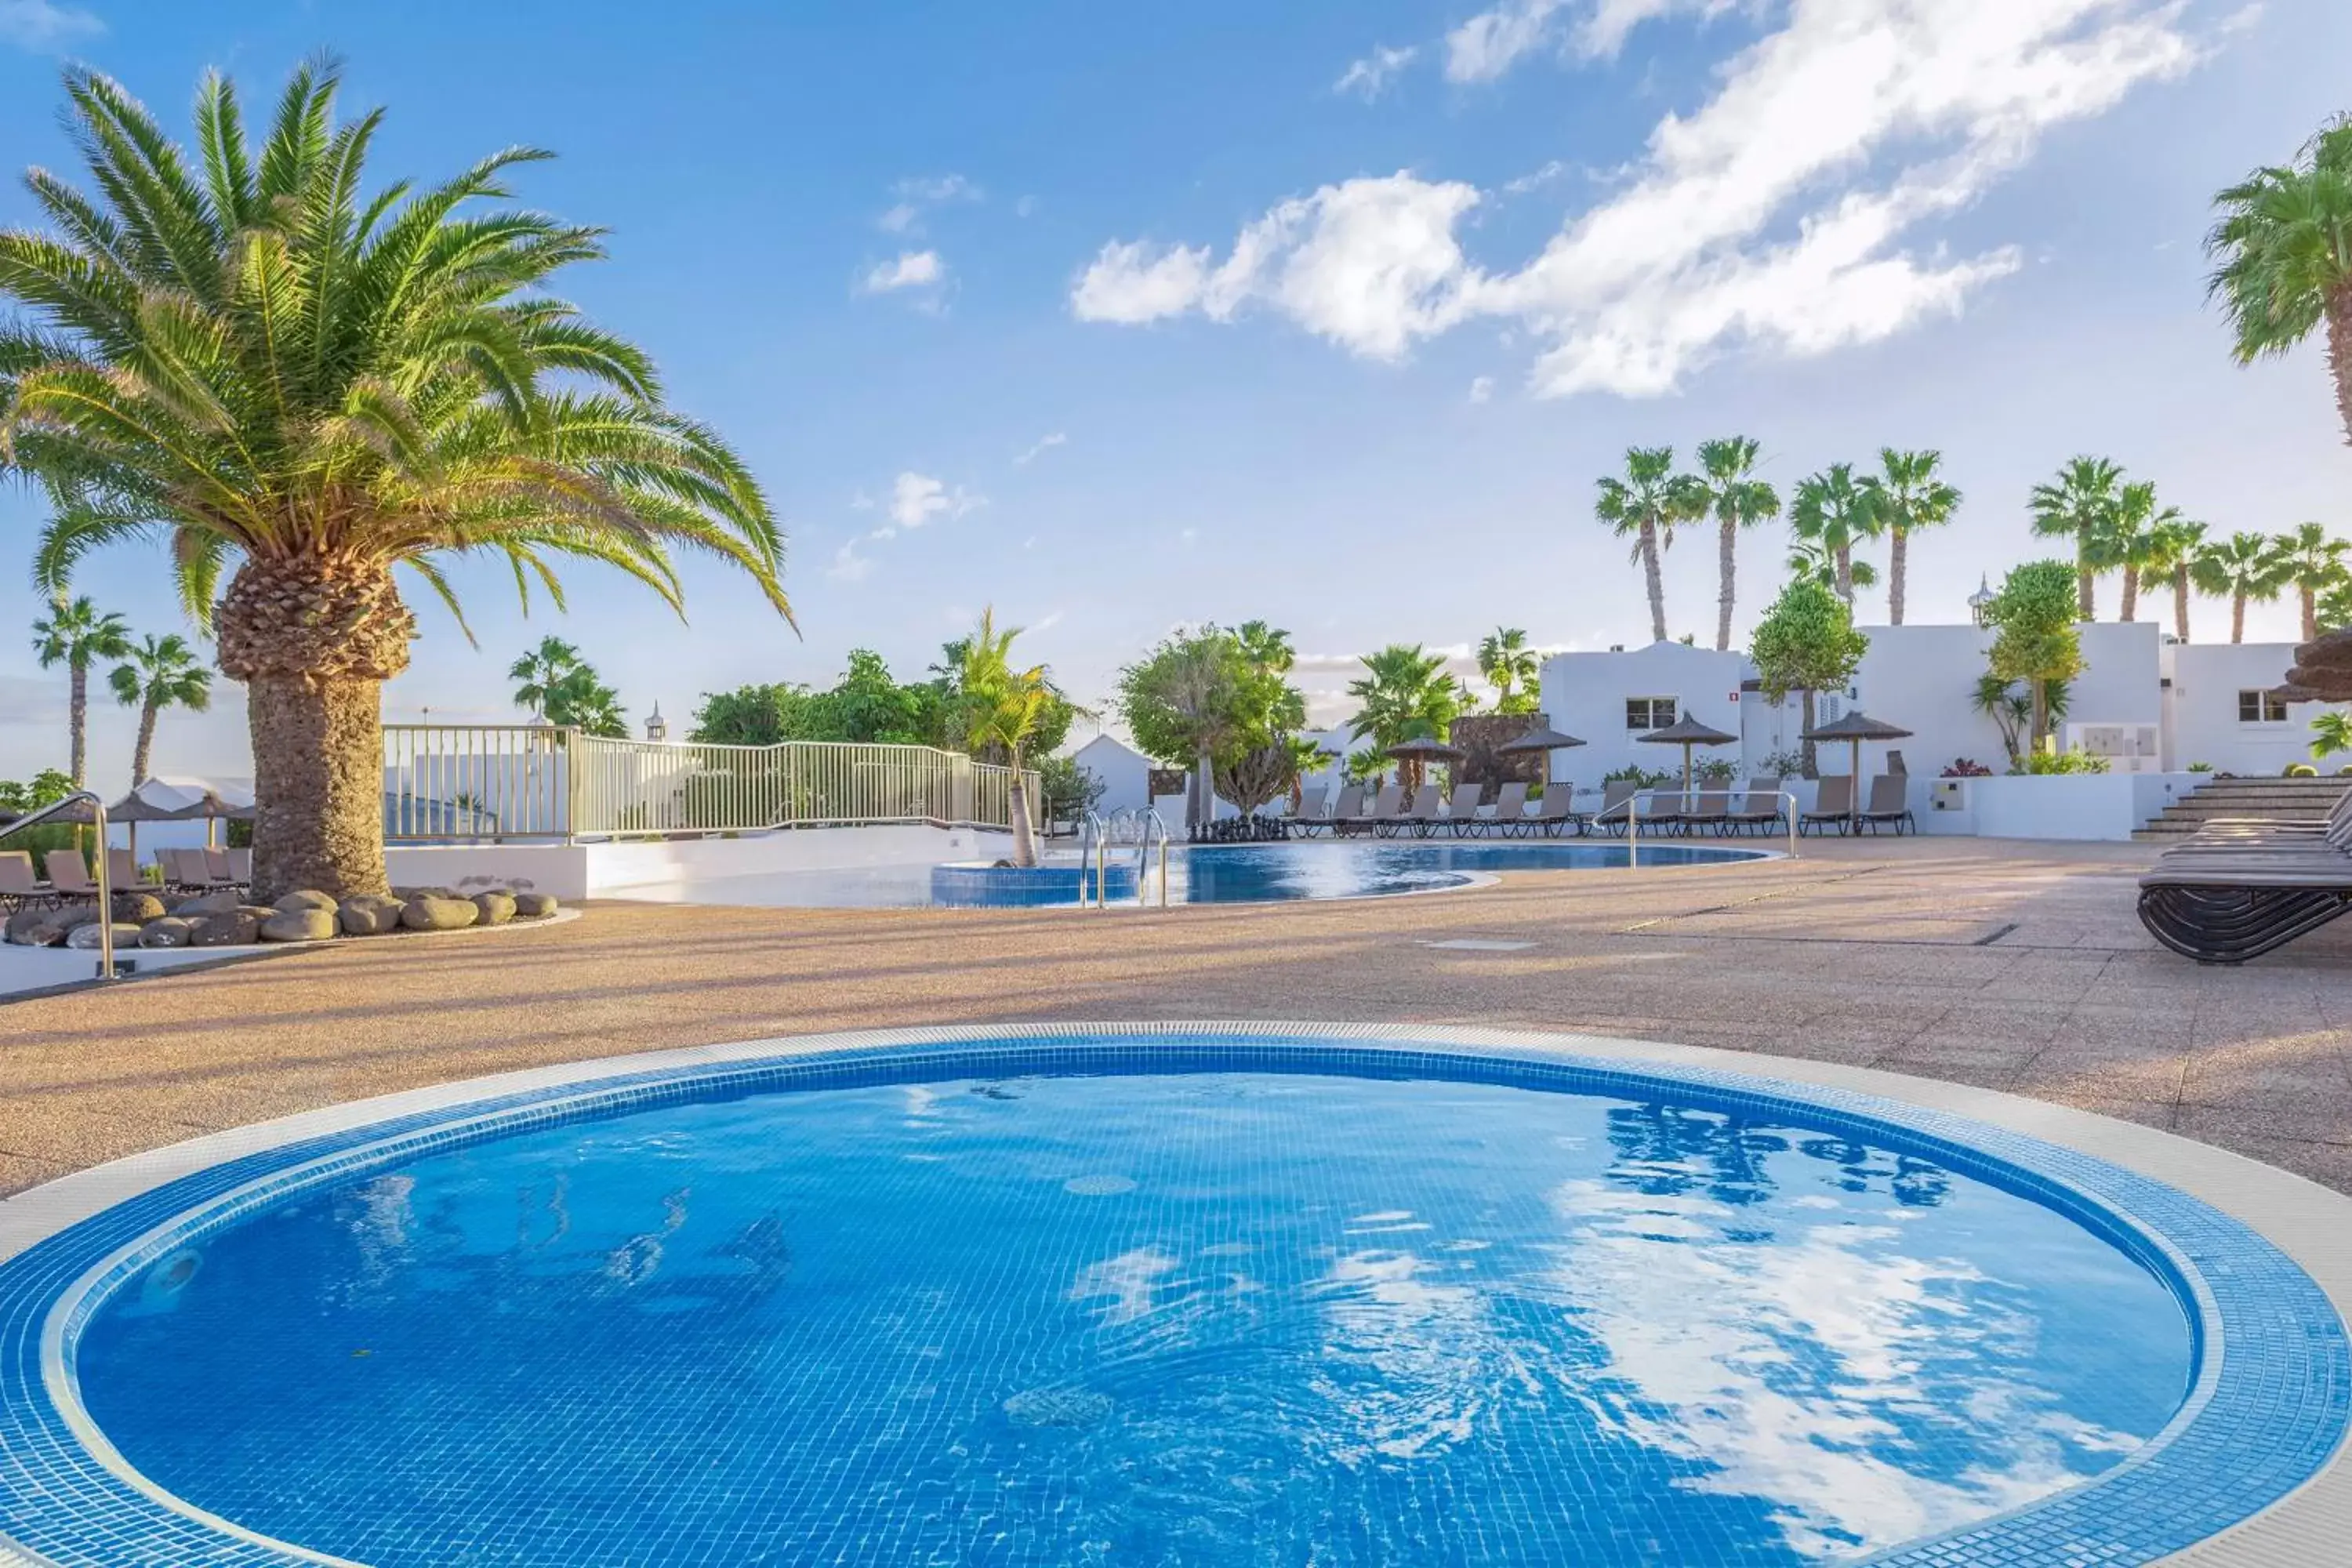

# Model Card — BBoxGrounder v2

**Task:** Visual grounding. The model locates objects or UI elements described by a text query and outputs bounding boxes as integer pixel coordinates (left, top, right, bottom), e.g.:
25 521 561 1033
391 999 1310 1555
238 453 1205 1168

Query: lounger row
1288 779 1803 840
2138 785 2352 964
1795 774 1918 837
0 847 249 910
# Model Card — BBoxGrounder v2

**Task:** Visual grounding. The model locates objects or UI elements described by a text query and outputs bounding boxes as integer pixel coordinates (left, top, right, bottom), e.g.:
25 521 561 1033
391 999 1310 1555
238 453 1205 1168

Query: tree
0 63 788 900
1748 578 1867 779
955 608 1051 866
2319 576 2352 634
1984 561 2085 752
2267 521 2352 641
544 666 627 737
1785 538 1878 597
1345 644 1469 793
1972 673 2073 769
688 683 818 746
2096 481 2181 624
2191 531 2290 642
30 595 131 787
1477 626 1541 713
2310 710 2352 764
1595 447 1703 645
108 633 212 785
1692 437 1780 650
1857 448 1958 626
2138 517 2209 642
1118 629 1247 833
2206 115 2352 448
2028 457 2123 620
1788 463 1882 608
510 637 586 720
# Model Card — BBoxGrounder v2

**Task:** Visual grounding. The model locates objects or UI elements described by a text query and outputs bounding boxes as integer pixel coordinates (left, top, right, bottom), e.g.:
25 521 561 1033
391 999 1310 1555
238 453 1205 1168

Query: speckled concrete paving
2 835 2348 1197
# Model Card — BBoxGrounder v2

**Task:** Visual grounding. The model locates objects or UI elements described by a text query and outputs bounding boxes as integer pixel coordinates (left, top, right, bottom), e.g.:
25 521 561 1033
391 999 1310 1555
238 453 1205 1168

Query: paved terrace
2 837 2349 1197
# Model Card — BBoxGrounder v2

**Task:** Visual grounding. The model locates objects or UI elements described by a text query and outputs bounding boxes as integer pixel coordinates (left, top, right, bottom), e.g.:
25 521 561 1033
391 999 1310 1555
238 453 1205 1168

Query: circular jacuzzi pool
2 1029 2343 1567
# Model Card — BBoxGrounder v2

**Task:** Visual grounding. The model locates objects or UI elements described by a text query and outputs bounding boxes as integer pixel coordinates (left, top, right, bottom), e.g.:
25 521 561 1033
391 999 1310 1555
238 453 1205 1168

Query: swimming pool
5 1027 2343 1568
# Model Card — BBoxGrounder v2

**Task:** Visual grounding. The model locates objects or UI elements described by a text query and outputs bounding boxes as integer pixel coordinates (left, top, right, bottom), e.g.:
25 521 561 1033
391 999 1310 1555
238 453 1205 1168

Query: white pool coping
0 1021 2344 1567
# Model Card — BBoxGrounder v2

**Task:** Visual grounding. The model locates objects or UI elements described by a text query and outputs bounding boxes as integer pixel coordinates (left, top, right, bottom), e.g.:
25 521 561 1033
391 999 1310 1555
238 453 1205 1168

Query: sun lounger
1444 784 1486 837
1635 790 1686 836
165 847 229 891
204 847 238 884
1519 787 1585 838
1798 775 1857 836
1302 784 1361 838
1345 785 1406 837
1726 778 1784 836
0 851 53 910
43 850 100 899
227 847 252 884
1290 789 1334 837
2140 848 2352 963
1682 789 1733 836
1396 787 1447 838
106 848 139 890
1592 779 1639 837
1470 782 1530 837
1857 775 1915 835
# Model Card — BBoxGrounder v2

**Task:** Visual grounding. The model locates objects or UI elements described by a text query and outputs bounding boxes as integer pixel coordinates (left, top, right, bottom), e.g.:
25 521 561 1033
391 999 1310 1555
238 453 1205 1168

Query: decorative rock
5 908 67 946
172 890 244 917
188 908 267 947
401 895 478 931
337 893 406 936
274 889 339 915
260 907 338 942
112 892 167 924
514 892 560 919
471 891 517 926
140 917 194 949
66 921 142 950
51 904 101 934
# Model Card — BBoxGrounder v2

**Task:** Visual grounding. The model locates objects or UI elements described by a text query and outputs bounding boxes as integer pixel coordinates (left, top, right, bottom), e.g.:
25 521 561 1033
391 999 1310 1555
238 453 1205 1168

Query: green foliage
2310 711 2352 761
1602 764 1676 789
1116 623 1305 775
2286 761 2320 777
687 648 1004 752
31 596 130 673
2019 746 2111 775
2206 116 2352 367
0 770 75 812
2029 457 2123 612
2187 760 2215 772
109 634 211 717
1788 463 1882 602
1478 626 1541 713
1984 562 2085 746
1345 644 1469 750
1036 755 1104 823
1749 578 1867 703
545 668 627 738
1342 748 1387 788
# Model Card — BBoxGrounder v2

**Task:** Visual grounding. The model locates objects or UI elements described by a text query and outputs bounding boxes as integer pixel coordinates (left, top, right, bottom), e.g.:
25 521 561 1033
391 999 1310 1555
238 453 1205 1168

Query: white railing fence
382 725 1040 841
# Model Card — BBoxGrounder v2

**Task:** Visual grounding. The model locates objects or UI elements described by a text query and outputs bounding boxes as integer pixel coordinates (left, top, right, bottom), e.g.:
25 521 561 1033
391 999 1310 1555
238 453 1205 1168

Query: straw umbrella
1384 735 1468 801
1798 711 1913 833
1496 725 1586 788
1635 713 1738 790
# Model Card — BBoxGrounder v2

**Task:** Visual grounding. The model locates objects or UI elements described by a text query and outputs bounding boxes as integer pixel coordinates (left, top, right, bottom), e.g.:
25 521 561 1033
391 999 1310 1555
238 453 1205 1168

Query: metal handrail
1074 811 1109 910
0 790 122 979
1137 808 1172 907
1588 787 1802 865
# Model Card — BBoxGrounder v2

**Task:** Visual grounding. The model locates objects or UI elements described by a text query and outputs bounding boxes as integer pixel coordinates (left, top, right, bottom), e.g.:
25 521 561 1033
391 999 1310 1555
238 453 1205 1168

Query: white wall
387 822 1011 902
1070 735 1153 817
2164 641 2350 775
1844 620 2161 779
1540 641 1751 787
1938 772 2203 841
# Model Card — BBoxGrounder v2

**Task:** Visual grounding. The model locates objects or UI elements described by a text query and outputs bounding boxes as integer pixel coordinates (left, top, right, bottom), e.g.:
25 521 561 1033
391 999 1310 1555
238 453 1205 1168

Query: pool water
76 1067 2190 1567
1169 839 1761 902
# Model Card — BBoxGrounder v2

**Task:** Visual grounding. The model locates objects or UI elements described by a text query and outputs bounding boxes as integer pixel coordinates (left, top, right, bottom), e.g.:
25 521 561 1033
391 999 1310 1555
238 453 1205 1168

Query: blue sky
2 0 2350 786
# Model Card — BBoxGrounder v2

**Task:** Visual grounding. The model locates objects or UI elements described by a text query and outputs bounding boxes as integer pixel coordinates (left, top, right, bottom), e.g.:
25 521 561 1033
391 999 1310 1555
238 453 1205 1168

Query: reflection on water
79 1072 2190 1568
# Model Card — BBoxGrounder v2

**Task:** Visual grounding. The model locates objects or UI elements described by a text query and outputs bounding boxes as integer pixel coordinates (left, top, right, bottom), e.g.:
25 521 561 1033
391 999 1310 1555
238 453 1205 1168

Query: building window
2238 689 2289 724
1627 696 1679 731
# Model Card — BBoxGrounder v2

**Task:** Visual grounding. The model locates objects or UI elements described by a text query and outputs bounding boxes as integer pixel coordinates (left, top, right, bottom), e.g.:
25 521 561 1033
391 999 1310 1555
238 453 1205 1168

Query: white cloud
0 0 100 49
858 249 945 294
880 173 982 235
877 203 920 234
826 539 873 583
1445 0 1573 82
1075 0 2203 396
1501 158 1573 196
1468 375 1496 403
1336 43 1419 100
1014 431 1068 466
888 470 982 528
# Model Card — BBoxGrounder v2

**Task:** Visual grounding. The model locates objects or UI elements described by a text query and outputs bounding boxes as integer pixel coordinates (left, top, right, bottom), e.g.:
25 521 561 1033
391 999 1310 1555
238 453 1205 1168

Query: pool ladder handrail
1074 811 1109 909
0 789 124 978
1136 809 1172 907
1587 787 1801 865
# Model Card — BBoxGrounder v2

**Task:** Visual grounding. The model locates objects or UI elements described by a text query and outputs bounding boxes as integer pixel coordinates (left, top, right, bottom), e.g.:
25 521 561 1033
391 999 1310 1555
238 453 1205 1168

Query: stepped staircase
2132 775 2351 840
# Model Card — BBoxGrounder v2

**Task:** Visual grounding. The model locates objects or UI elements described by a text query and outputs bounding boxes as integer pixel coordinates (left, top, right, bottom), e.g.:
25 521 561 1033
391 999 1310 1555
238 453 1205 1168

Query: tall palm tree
0 63 789 900
2268 521 2352 640
957 608 1051 867
1788 463 1881 608
2097 481 2181 624
1691 437 1779 650
30 595 132 787
509 636 586 720
1477 626 1541 713
2191 531 2289 643
2028 457 2123 620
1784 539 1879 597
1595 447 1703 644
2137 517 2209 642
1857 448 1958 626
1345 644 1468 793
543 666 627 737
108 633 213 785
2207 116 2352 448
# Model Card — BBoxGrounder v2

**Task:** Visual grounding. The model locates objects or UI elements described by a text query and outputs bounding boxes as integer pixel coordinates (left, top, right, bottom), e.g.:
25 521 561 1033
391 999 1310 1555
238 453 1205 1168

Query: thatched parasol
1636 713 1738 789
1496 724 1584 784
2284 626 2352 702
1801 711 1913 833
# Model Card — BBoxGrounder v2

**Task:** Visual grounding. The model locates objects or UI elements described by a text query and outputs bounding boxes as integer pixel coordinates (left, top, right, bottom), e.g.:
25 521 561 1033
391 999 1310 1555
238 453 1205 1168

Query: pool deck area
2 834 2350 1202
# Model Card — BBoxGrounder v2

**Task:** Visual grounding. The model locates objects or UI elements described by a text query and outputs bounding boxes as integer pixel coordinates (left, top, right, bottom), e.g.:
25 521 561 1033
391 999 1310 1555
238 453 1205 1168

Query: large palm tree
2137 517 2209 642
957 608 1051 867
1345 644 1468 793
30 594 132 787
2268 521 2352 640
2207 116 2352 448
1691 437 1779 650
1477 626 1540 713
108 632 212 785
509 635 586 720
2097 481 2181 624
1595 447 1702 644
1857 448 1958 626
0 63 789 900
2028 457 2123 620
1788 463 1880 608
2192 531 2289 643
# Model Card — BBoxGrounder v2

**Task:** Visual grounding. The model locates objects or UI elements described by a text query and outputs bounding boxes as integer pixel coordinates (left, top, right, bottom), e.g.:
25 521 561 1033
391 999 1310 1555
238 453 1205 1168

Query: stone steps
2132 777 2350 839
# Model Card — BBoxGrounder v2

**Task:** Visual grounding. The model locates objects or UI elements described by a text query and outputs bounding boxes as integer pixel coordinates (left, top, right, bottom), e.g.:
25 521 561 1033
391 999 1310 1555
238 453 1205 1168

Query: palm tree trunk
245 674 390 901
1835 546 1853 607
1639 518 1668 643
1799 688 1817 779
2077 550 2095 621
2233 593 2247 644
1888 528 1908 625
1007 750 1036 868
2174 564 2191 642
2031 681 2049 755
2119 572 2138 623
2303 586 2319 643
132 701 159 786
1193 746 1214 835
2328 291 2352 449
67 665 87 788
1715 517 1737 651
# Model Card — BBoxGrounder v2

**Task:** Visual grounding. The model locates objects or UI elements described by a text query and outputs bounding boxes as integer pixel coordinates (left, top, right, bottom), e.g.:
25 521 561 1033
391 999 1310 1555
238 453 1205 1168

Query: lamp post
1968 575 1997 629
644 703 668 743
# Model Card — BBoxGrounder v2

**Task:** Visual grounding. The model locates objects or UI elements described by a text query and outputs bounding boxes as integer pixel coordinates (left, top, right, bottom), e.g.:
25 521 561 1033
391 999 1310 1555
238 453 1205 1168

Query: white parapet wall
1913 772 2202 841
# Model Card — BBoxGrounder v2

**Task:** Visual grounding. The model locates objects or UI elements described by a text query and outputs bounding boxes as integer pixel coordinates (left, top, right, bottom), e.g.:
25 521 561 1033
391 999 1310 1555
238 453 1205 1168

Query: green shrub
2285 763 2319 777
2186 761 2213 773
2017 746 2110 776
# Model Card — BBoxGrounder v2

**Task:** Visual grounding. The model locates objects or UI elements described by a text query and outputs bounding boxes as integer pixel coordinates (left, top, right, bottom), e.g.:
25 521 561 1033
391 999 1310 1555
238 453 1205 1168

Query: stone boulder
66 921 143 951
188 906 272 947
140 917 194 949
111 892 167 924
471 891 517 926
514 892 560 919
337 894 406 936
172 890 244 917
5 907 69 946
260 907 338 942
391 885 463 902
274 889 339 915
401 895 478 932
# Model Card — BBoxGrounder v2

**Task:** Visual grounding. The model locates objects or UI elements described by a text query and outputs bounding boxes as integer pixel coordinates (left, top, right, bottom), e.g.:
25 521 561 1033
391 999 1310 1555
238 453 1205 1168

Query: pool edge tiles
1 1024 2347 1568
